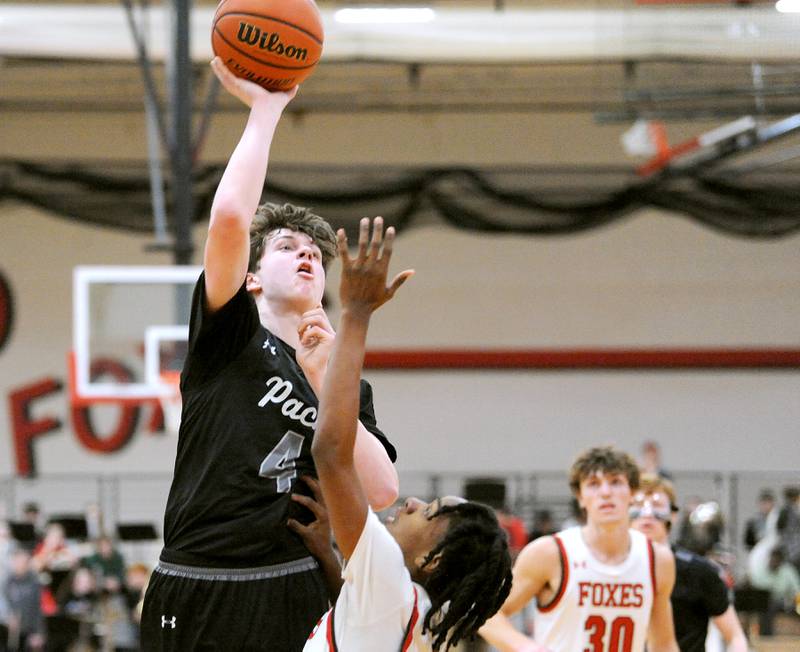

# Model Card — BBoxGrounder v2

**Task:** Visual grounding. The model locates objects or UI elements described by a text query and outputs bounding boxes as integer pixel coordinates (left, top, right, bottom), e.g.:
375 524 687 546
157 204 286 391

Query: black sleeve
744 521 757 548
699 559 731 618
183 272 260 387
777 507 788 532
358 379 397 462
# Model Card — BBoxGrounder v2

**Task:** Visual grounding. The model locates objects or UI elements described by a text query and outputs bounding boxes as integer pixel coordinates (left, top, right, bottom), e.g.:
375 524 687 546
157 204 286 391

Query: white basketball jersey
532 527 656 652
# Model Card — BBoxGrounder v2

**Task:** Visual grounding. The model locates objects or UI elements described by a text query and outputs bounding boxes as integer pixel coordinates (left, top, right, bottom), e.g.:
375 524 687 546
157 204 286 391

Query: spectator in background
31 522 78 643
4 548 45 651
0 522 12 651
776 486 800 574
630 474 747 652
20 505 42 552
560 496 585 529
676 495 703 553
83 504 105 543
528 509 557 542
31 524 77 577
744 490 777 550
495 506 528 561
57 566 98 630
123 563 149 624
639 439 673 480
749 546 800 636
81 536 126 596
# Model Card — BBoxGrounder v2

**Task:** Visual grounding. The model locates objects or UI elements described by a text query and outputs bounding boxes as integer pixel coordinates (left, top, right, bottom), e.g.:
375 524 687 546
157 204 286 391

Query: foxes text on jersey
533 527 656 652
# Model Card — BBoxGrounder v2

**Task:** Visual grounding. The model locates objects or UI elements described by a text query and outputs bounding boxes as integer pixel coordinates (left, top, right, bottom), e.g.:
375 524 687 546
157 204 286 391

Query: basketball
211 0 324 91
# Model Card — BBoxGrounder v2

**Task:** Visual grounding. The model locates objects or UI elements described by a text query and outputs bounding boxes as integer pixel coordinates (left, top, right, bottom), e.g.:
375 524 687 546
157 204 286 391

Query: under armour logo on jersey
263 339 276 355
161 615 176 629
574 560 587 569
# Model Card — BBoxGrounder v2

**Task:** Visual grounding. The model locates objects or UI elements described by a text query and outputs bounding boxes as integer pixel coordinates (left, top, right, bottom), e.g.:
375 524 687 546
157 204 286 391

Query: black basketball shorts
140 557 328 651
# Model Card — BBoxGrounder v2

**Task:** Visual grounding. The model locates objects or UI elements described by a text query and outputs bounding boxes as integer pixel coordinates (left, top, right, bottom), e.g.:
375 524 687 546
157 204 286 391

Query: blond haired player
630 474 747 652
480 446 679 652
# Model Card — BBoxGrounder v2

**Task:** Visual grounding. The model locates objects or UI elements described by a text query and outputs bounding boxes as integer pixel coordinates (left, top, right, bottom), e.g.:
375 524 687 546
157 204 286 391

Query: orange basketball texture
212 0 324 91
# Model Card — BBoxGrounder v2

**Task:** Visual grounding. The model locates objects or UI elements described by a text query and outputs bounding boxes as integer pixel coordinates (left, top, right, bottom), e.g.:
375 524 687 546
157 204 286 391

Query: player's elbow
367 476 398 512
209 197 251 235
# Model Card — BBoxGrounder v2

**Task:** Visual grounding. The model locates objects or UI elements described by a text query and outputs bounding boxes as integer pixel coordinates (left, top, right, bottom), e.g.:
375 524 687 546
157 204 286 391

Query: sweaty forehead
583 469 626 482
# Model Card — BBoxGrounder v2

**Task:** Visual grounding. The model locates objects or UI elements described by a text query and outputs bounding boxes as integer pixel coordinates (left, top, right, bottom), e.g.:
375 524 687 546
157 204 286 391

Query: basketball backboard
70 265 201 405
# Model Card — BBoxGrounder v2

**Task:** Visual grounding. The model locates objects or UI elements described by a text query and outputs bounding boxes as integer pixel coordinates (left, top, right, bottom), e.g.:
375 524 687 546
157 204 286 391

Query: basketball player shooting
480 446 679 652
140 59 399 651
304 218 513 651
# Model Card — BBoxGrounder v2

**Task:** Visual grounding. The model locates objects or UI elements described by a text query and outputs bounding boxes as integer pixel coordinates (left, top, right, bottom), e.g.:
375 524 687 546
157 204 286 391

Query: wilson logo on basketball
236 22 309 61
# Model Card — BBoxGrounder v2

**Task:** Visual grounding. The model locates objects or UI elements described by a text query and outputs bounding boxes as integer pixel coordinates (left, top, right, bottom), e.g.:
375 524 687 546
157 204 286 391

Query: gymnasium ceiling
3 1 800 239
2 0 800 121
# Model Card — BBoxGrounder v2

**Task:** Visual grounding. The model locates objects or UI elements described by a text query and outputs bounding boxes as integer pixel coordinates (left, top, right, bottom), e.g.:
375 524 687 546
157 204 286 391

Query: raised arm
479 536 560 652
647 543 680 652
310 218 413 559
204 57 296 312
299 329 398 510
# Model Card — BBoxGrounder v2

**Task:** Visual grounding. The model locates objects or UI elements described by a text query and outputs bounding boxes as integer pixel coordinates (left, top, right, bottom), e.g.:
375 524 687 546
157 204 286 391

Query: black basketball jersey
671 546 730 652
160 274 396 568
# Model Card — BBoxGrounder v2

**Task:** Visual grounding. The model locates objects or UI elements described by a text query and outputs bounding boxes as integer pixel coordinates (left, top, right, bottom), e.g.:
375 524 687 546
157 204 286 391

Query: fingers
368 216 384 260
387 269 415 298
299 475 324 504
356 218 369 262
299 325 328 348
336 229 350 266
301 307 333 331
210 57 236 90
298 309 335 345
286 518 307 535
291 492 325 520
351 217 394 262
381 225 396 262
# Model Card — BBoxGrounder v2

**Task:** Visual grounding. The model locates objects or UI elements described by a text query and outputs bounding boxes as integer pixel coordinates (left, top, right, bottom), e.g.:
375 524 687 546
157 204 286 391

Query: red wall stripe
363 349 800 370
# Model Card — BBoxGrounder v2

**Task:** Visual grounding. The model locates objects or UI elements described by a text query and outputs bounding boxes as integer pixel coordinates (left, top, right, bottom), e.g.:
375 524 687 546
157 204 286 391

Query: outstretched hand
210 56 297 110
337 217 414 318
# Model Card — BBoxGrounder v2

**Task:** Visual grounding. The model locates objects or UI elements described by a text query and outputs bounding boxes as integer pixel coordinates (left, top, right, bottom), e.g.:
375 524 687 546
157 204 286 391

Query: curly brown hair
248 203 337 272
568 445 640 496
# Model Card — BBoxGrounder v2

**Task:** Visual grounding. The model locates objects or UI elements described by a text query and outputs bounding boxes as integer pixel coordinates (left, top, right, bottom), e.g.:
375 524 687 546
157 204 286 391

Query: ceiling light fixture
334 7 437 24
776 0 800 13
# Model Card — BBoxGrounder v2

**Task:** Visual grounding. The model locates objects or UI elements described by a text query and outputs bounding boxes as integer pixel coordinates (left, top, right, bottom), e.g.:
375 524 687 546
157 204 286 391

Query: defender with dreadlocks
304 217 513 651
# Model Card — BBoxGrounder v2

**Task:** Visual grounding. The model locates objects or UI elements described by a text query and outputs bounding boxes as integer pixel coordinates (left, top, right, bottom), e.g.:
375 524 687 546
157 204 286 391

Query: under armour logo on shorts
162 615 177 629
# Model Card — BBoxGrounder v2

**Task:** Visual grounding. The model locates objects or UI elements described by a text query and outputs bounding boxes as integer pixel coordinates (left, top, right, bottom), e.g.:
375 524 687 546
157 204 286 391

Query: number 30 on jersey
585 615 634 652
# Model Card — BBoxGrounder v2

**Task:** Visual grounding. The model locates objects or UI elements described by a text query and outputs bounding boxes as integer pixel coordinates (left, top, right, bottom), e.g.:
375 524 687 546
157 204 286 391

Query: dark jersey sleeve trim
538 535 569 613
183 272 261 390
358 379 396 462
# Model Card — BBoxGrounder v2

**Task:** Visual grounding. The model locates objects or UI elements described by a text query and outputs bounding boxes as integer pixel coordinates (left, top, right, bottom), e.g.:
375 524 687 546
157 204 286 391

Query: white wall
1 203 799 481
1 90 799 487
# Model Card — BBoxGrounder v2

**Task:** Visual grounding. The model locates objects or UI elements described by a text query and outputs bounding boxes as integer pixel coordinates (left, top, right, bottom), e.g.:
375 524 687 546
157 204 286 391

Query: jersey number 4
259 431 305 492
584 615 634 652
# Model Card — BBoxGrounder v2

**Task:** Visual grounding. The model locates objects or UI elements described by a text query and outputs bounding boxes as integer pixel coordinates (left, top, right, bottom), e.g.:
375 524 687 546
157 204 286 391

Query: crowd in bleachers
1 445 798 651
0 504 149 652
